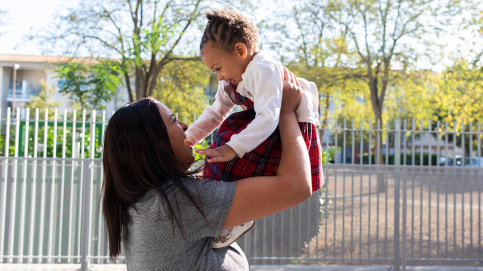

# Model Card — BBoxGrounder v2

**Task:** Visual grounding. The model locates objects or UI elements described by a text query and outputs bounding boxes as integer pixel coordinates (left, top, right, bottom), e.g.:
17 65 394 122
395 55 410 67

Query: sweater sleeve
226 62 283 157
186 82 236 144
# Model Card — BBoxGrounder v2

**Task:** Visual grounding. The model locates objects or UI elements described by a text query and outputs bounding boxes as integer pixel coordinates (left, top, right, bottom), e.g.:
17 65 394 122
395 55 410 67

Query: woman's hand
281 67 302 113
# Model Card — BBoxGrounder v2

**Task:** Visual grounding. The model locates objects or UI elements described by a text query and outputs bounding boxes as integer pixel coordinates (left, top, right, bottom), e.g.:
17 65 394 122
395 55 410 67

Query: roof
0 54 97 64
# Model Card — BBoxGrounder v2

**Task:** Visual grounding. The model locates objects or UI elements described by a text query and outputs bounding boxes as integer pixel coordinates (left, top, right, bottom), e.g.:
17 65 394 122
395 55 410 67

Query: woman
100 71 312 270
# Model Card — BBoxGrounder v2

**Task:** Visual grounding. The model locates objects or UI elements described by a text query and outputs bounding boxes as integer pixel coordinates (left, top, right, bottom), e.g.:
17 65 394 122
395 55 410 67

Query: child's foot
211 221 255 249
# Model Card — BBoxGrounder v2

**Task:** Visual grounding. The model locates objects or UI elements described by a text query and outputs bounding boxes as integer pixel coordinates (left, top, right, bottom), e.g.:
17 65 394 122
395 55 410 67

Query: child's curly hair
200 9 259 53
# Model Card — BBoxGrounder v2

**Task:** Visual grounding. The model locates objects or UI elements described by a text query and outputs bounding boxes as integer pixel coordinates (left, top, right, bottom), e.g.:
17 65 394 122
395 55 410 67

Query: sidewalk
1 264 483 271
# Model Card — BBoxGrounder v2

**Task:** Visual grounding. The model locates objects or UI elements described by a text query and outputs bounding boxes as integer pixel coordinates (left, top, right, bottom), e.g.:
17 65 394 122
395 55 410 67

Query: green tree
153 59 210 122
32 0 257 102
56 61 121 110
32 0 212 102
431 58 483 156
267 1 364 138
318 0 475 190
25 80 61 117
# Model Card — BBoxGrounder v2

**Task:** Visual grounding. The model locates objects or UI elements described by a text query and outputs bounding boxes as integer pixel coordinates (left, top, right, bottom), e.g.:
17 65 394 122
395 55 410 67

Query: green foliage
56 61 121 110
25 80 61 118
362 152 439 166
0 116 103 158
153 59 210 122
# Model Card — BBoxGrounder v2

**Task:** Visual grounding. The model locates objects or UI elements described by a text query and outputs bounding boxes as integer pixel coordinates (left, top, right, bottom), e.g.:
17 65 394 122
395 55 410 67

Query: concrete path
1 264 482 271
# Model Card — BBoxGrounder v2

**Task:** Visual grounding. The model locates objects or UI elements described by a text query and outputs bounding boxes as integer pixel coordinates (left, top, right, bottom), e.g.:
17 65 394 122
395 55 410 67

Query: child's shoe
211 221 255 249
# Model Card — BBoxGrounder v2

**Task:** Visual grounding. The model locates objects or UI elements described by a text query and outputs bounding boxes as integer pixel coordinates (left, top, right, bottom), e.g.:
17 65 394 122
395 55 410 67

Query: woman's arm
221 71 312 229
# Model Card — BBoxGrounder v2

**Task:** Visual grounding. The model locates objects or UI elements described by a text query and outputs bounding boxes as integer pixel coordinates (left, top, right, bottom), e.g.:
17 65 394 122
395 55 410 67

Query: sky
0 0 482 72
0 0 74 55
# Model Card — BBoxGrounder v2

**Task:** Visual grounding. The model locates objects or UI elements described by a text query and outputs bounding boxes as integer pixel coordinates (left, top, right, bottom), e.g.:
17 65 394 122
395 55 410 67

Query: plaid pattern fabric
203 84 323 192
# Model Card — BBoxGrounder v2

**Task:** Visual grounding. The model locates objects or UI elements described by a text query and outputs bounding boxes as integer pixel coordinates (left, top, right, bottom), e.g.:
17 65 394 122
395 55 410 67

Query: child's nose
217 73 223 81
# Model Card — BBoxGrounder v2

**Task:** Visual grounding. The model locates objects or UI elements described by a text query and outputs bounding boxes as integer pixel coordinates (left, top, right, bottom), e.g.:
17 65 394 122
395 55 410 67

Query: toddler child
185 9 323 249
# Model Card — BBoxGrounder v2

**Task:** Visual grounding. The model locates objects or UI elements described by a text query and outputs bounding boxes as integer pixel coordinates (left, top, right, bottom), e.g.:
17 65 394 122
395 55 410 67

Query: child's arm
225 61 284 157
200 63 290 162
185 82 236 146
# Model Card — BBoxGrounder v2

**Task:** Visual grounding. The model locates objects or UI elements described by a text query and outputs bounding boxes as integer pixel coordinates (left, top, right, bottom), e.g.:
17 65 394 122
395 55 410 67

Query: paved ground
1 265 483 271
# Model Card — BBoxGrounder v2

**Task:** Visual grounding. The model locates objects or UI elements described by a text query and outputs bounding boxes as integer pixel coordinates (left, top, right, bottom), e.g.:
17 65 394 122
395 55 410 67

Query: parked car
439 156 454 166
465 157 483 167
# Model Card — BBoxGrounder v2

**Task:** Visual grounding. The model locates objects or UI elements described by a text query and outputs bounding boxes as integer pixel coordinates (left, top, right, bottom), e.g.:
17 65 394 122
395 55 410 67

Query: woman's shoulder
137 178 235 205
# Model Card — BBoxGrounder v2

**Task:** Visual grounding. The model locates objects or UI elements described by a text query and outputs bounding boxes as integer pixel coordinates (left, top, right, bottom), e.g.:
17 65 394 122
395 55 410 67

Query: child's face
201 42 249 86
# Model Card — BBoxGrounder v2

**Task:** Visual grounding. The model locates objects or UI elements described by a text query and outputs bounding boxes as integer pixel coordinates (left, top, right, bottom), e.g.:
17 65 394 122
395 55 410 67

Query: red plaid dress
203 85 323 192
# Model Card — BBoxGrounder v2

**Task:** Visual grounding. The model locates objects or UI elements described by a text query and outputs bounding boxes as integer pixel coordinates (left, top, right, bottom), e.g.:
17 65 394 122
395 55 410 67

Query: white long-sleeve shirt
186 50 319 158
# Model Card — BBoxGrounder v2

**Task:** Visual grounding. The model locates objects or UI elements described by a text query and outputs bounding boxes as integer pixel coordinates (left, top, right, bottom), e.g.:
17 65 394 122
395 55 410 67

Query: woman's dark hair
200 8 259 52
100 97 204 259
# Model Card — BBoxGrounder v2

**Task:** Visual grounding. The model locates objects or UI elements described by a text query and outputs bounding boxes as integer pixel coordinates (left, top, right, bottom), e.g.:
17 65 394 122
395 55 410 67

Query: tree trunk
369 76 386 192
372 99 386 192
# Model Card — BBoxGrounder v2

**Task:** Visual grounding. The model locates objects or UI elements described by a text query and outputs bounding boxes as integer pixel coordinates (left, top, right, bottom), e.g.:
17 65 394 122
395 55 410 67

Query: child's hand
195 145 237 163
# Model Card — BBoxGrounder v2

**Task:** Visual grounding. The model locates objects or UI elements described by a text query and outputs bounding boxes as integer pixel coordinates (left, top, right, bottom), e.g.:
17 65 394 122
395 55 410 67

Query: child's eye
215 67 221 71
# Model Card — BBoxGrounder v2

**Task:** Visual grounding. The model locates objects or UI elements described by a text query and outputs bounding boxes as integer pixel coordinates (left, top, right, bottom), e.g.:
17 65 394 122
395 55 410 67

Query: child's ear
234 43 248 59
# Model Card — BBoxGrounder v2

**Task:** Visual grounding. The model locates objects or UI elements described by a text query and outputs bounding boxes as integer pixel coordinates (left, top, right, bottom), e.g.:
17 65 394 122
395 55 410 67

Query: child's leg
299 122 324 192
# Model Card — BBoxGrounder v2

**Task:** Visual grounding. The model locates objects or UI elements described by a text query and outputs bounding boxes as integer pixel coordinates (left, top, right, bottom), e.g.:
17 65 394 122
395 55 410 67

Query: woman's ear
234 42 248 59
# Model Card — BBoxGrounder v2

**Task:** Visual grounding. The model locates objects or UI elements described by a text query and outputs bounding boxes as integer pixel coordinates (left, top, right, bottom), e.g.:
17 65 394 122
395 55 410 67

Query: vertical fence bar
394 120 401 269
7 108 20 262
98 110 106 262
351 119 355 165
87 110 96 265
461 122 465 255
394 165 400 271
37 109 49 262
436 122 440 259
360 119 363 165
469 122 474 258
367 120 372 260
444 121 449 257
478 123 482 260
343 118 346 164
402 167 407 271
385 120 389 165
452 122 456 167
18 108 30 262
80 159 92 271
452 122 457 257
369 119 372 165
47 109 59 262
436 121 440 166
419 121 423 167
27 109 39 263
377 119 381 165
0 108 5 262
77 110 87 262
375 120 381 260
384 123 389 260
428 122 432 166
57 109 68 262
428 121 432 257
403 120 407 165
68 109 77 263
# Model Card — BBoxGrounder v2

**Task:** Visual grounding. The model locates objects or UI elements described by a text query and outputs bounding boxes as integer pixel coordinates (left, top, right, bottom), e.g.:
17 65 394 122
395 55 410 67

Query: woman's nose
179 121 188 131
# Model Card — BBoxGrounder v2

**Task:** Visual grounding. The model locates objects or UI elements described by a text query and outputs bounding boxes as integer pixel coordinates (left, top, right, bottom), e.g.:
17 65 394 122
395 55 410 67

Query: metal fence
0 107 482 270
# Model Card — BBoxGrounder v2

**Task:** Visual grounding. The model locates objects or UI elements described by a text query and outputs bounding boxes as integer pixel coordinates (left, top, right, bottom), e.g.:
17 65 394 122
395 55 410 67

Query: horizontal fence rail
0 107 482 270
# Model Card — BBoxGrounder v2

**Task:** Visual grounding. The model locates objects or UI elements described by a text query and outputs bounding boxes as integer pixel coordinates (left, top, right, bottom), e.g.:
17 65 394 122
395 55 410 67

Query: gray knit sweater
122 178 249 270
